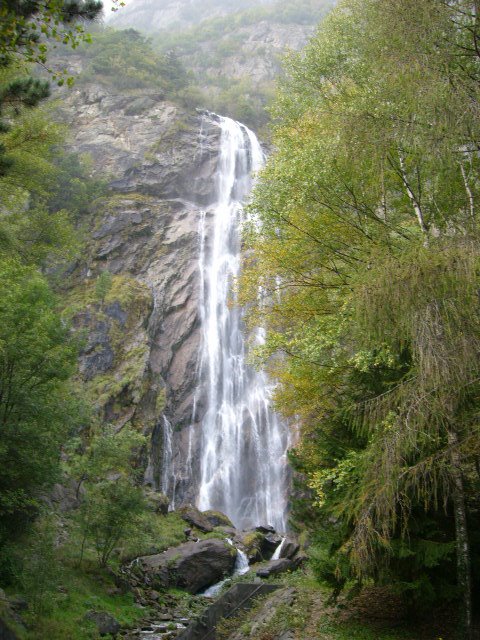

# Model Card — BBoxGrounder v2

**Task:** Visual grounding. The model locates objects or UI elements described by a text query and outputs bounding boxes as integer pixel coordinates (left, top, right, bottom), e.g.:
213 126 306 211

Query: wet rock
262 532 283 557
179 504 213 533
234 530 264 563
202 510 234 528
255 525 276 534
278 537 300 560
256 558 295 579
136 538 236 593
84 611 121 636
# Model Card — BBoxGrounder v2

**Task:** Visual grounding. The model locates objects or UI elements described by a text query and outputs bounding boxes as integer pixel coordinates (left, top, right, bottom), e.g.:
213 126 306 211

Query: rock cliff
61 80 223 501
58 2 330 509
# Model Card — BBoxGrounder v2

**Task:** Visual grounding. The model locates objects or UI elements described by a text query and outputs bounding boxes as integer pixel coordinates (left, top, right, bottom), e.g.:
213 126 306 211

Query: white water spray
195 115 289 531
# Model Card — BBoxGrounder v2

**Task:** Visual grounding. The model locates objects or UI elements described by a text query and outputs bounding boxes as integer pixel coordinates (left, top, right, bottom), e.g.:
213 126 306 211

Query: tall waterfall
195 115 289 532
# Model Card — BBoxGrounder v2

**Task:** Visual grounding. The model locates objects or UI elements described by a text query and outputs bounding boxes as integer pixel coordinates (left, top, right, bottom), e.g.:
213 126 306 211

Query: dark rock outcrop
84 611 121 636
202 510 234 528
256 558 295 579
136 538 236 593
179 505 214 533
278 537 300 561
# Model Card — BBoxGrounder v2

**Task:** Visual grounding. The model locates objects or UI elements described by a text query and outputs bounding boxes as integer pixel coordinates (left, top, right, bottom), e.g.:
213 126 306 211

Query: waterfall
271 537 285 561
161 416 174 500
202 539 250 598
195 114 289 532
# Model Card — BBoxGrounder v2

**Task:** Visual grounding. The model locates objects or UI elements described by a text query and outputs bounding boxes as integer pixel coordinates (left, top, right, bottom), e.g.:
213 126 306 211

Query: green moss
202 510 234 527
241 531 264 553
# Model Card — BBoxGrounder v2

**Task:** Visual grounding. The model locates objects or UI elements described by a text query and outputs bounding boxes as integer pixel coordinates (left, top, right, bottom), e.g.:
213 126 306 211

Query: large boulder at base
84 611 120 636
202 510 234 528
179 504 213 532
136 538 236 593
256 558 295 579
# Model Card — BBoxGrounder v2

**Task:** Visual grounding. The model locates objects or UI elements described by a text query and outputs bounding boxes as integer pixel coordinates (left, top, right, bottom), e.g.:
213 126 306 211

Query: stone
7 598 27 613
178 504 213 533
136 538 236 593
234 530 264 563
256 558 295 579
144 490 169 515
262 532 283 557
278 537 300 560
84 611 121 636
255 525 276 534
202 510 234 528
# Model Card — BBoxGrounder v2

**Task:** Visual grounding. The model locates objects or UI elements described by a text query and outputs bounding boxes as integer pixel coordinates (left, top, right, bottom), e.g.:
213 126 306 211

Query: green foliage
94 270 113 304
76 28 194 100
70 425 147 566
0 0 105 174
243 0 480 626
16 516 63 615
0 257 80 547
79 478 146 567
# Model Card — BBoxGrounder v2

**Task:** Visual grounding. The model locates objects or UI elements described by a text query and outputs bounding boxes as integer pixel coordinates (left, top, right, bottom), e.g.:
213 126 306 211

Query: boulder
179 504 213 533
137 538 236 594
278 537 300 560
144 489 169 515
202 510 234 528
262 532 283 557
234 530 264 563
255 525 276 534
84 611 120 636
256 558 295 579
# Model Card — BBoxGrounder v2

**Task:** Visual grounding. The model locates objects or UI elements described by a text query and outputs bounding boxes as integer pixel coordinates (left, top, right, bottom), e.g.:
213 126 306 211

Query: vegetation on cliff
243 0 480 636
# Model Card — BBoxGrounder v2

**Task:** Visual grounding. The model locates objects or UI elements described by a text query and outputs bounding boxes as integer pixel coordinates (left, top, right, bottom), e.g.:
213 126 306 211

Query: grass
23 559 145 640
216 569 450 640
6 511 189 640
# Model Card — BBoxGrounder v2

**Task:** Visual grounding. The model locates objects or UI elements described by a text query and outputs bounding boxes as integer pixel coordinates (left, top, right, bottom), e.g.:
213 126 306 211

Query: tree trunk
448 428 472 640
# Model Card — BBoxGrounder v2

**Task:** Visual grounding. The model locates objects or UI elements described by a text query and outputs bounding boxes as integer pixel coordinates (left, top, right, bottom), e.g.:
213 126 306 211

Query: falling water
196 115 289 532
161 416 174 500
202 539 250 598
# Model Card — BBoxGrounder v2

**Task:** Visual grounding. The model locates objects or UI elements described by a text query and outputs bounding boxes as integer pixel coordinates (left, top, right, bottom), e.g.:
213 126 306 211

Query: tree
243 0 480 635
69 425 146 566
0 257 80 545
0 0 109 175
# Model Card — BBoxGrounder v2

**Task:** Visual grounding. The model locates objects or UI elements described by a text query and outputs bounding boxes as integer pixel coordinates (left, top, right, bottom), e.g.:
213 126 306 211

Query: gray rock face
60 2 319 506
136 538 236 593
84 611 121 636
60 83 224 501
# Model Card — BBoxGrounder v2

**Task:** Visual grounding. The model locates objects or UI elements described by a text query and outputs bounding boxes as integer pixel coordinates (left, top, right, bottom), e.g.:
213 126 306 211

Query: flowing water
195 115 290 532
202 539 250 598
